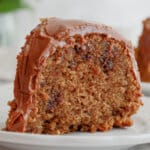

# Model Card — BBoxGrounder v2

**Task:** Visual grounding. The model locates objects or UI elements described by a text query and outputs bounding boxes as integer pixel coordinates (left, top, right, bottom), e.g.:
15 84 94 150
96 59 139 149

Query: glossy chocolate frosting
137 18 150 82
6 18 140 132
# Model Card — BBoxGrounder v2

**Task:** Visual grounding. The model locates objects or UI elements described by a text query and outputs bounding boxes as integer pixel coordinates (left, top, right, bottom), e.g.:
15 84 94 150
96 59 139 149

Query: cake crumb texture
6 18 142 134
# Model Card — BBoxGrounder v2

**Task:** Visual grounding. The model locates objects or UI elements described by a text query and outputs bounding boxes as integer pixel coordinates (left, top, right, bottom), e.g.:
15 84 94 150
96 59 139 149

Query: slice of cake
137 18 150 82
6 18 142 134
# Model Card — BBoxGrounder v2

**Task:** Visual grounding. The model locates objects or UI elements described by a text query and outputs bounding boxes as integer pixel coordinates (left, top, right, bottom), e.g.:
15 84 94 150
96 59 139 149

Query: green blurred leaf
0 0 31 13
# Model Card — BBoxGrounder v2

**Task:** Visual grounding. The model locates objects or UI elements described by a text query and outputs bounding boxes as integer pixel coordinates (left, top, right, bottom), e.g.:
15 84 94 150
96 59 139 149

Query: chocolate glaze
137 18 150 82
6 18 141 132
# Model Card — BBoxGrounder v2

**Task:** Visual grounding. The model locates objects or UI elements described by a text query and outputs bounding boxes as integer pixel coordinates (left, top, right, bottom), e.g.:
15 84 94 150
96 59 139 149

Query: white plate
142 82 150 97
0 83 150 150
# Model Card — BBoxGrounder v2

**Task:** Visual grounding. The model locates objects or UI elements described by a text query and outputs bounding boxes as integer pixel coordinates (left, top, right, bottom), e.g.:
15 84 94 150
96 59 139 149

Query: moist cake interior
25 34 140 134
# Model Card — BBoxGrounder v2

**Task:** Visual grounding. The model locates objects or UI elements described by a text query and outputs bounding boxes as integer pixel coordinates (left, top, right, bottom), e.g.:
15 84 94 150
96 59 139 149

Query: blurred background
0 0 150 81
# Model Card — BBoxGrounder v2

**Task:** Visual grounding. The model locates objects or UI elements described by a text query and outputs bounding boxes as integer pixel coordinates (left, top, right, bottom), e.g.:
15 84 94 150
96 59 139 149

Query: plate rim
0 130 150 147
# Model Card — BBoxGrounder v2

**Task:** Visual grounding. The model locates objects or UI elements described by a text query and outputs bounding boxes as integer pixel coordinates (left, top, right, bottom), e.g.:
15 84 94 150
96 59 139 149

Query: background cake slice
6 18 142 134
137 18 150 82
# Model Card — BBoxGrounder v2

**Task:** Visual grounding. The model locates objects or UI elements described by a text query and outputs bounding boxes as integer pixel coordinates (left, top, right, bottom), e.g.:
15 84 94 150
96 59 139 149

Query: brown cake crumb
6 18 142 134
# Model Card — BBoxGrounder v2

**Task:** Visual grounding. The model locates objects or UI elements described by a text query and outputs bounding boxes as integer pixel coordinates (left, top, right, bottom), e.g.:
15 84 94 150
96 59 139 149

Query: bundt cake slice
6 18 142 134
137 18 150 82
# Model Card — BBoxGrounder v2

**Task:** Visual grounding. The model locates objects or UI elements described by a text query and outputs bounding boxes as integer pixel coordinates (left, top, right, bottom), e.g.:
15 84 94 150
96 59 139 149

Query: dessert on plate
137 18 150 82
6 18 142 134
